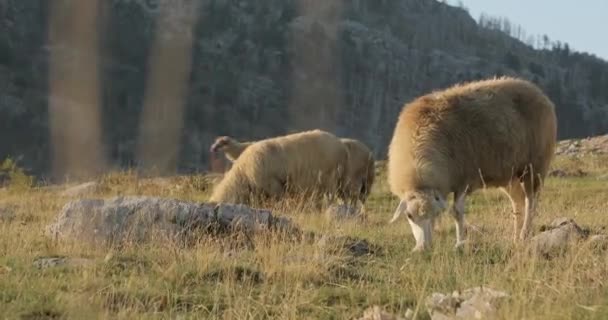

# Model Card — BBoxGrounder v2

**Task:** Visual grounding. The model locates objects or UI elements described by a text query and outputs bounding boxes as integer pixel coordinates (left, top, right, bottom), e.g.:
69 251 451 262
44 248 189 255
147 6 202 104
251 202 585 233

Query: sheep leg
450 190 467 249
265 177 285 202
503 180 526 242
519 181 536 240
520 195 536 240
519 169 541 240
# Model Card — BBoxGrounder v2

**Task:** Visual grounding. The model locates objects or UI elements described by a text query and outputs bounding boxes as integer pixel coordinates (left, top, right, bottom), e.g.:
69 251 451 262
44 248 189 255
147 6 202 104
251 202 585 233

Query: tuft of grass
0 157 34 192
0 153 607 319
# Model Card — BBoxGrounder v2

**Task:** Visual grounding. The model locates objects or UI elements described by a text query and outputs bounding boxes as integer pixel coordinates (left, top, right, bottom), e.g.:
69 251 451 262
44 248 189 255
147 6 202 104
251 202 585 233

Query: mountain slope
0 0 607 179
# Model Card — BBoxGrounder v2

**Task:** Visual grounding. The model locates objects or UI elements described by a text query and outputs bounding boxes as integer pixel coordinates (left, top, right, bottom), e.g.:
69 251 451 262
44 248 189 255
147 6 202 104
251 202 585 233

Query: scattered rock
60 181 100 197
548 168 588 178
425 286 509 320
45 196 301 246
325 203 363 220
555 135 608 156
529 217 608 257
316 235 380 257
33 256 94 269
357 305 412 320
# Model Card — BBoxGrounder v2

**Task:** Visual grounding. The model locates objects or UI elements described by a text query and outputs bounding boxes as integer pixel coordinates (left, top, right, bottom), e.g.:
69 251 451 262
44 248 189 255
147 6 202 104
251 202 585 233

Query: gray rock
324 203 362 220
216 203 272 233
530 217 588 257
316 235 379 257
33 256 94 269
46 196 300 246
425 287 509 320
357 305 410 320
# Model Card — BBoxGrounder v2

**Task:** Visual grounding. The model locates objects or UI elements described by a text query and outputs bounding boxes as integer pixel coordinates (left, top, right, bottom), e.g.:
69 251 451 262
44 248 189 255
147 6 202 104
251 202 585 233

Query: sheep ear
389 200 408 224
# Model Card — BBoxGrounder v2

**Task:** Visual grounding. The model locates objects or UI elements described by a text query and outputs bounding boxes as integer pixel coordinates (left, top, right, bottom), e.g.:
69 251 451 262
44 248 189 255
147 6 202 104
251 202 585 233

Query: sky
448 0 608 61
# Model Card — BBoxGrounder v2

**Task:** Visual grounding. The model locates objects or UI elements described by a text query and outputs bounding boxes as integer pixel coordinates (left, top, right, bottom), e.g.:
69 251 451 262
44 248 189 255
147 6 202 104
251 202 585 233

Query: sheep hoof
453 240 468 251
411 245 427 253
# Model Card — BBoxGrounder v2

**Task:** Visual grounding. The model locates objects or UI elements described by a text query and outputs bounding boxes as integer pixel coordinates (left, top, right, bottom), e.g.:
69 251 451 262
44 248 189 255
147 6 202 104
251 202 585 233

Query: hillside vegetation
0 0 607 180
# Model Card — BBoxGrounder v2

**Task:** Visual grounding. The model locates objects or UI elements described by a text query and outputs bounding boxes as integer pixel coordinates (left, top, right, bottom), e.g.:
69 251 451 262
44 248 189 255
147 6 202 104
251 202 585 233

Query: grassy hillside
1 142 608 319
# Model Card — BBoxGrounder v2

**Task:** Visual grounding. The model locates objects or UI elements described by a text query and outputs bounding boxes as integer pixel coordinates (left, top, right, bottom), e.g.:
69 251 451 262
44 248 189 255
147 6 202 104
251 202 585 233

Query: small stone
426 286 509 320
325 203 362 220
33 256 94 269
357 305 406 320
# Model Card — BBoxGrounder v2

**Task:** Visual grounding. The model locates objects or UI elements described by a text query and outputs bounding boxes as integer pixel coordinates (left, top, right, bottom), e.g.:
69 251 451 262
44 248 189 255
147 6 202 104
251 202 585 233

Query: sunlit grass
0 154 607 319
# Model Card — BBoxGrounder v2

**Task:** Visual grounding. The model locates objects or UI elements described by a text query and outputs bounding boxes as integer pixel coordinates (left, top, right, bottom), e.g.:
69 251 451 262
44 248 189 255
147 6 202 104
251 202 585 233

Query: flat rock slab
46 196 299 246
425 287 509 320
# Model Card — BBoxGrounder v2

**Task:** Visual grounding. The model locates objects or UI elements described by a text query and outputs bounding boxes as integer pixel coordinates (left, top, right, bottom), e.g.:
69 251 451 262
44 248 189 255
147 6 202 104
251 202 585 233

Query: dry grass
1 154 608 319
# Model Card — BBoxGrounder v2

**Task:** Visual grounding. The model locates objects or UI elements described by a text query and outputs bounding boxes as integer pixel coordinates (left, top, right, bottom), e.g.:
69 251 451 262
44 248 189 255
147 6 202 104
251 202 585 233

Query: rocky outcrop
555 134 608 156
46 196 300 246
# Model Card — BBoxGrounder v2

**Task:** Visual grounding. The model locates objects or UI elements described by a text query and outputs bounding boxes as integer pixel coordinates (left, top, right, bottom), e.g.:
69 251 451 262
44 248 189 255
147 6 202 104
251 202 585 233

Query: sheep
210 136 253 162
340 138 376 207
386 76 557 252
209 135 376 207
208 129 350 208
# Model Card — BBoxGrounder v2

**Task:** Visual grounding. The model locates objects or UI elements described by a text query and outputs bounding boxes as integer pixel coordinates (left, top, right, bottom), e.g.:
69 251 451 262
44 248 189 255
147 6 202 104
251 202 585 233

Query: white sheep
387 76 558 252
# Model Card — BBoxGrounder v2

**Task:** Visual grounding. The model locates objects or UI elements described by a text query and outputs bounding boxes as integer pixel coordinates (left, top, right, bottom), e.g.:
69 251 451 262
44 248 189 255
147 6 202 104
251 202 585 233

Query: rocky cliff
1 0 607 180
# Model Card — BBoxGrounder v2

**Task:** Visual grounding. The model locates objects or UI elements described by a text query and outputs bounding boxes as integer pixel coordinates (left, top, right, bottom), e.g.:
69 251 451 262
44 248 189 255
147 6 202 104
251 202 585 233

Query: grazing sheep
210 135 376 207
340 138 376 206
387 76 557 252
210 136 253 162
209 129 350 208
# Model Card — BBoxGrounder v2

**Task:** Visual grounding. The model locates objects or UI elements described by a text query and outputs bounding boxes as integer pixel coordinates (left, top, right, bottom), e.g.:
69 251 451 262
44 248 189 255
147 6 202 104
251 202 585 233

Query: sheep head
389 189 447 252
210 136 235 153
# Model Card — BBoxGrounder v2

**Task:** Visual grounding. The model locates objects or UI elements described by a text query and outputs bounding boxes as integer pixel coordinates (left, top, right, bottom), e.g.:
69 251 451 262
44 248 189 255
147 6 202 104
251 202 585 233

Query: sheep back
388 76 557 198
210 129 349 205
